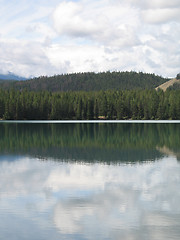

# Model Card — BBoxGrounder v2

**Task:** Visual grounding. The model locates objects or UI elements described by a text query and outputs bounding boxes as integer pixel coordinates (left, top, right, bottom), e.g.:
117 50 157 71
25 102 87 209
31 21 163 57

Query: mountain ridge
0 72 27 81
0 71 169 91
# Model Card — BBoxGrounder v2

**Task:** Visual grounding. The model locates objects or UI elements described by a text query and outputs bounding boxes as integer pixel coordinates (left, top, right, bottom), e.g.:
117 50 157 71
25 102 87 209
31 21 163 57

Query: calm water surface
0 123 180 240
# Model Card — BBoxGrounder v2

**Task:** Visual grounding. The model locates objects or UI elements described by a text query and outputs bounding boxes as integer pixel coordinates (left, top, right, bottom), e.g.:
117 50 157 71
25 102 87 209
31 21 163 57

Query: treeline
0 89 180 120
1 123 180 163
0 71 168 92
169 82 180 90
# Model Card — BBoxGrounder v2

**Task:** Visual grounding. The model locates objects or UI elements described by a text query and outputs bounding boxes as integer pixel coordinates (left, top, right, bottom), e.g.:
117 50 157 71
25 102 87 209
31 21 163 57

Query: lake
0 122 180 240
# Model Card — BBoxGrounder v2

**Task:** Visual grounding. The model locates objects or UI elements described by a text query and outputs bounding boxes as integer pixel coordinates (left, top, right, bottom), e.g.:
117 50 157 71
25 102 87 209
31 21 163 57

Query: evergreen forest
0 88 180 120
0 71 169 92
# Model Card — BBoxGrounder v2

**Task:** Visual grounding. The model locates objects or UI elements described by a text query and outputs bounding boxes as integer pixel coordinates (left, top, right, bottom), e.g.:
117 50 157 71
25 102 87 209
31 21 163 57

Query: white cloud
0 39 59 77
0 0 180 77
142 8 180 24
143 0 180 9
52 1 140 47
123 0 180 9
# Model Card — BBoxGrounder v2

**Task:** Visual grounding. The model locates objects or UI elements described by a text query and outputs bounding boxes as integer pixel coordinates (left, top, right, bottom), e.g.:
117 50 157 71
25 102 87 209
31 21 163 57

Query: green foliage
0 123 180 163
168 82 180 90
0 88 180 120
0 71 169 92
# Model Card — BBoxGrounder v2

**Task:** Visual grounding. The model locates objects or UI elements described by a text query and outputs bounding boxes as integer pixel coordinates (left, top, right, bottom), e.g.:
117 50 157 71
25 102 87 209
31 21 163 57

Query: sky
0 0 180 78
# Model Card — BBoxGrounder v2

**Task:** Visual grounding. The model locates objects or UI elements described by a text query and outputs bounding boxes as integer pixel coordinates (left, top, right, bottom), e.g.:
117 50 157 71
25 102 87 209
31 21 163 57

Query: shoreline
1 120 180 123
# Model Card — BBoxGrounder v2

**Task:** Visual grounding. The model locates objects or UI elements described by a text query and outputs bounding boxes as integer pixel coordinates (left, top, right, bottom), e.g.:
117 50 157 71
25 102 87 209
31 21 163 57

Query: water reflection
0 156 180 240
0 123 180 162
0 123 180 240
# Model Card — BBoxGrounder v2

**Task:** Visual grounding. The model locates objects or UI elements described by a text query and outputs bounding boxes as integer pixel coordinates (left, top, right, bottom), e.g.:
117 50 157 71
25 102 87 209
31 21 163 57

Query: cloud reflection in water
0 156 180 239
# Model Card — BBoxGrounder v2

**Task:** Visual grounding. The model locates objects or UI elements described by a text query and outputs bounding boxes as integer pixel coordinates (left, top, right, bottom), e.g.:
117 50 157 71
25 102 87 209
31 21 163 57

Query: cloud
142 8 180 24
0 0 180 77
123 0 180 9
0 39 59 77
50 0 180 77
0 1 57 40
143 0 180 9
52 1 140 47
45 44 144 74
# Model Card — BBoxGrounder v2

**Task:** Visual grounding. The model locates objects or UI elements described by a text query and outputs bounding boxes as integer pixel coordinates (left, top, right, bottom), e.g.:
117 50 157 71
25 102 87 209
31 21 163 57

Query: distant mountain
0 71 169 91
0 72 27 81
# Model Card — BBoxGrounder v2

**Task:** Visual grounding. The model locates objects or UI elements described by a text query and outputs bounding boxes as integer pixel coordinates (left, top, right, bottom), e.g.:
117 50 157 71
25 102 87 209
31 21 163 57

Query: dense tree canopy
0 71 169 92
0 88 180 120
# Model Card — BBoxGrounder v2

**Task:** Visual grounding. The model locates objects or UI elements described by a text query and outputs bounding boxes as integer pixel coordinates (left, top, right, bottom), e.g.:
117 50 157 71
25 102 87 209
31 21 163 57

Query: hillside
168 81 180 90
155 78 180 91
0 71 169 92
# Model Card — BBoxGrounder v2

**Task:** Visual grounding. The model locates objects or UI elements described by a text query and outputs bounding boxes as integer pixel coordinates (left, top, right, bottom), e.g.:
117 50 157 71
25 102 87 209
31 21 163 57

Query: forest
0 71 169 92
0 88 180 120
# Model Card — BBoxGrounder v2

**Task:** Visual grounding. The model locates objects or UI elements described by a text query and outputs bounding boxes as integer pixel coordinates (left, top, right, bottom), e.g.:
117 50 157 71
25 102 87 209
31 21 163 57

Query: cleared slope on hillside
155 78 180 91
